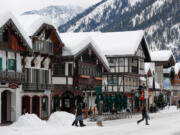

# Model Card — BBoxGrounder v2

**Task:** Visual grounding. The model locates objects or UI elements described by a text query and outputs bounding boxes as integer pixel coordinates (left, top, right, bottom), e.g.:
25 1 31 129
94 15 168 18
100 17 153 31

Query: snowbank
159 106 178 114
48 111 75 127
11 113 46 128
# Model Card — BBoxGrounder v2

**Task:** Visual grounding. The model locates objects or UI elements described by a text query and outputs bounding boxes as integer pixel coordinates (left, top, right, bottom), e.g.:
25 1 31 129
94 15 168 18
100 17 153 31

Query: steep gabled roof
0 11 32 49
17 14 54 36
59 31 151 61
17 14 62 43
60 33 110 71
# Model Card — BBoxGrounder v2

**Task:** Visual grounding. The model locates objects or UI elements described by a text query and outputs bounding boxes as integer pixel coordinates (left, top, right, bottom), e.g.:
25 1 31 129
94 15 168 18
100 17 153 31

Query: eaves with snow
150 50 176 68
59 33 110 71
60 30 151 61
0 11 32 49
17 14 60 40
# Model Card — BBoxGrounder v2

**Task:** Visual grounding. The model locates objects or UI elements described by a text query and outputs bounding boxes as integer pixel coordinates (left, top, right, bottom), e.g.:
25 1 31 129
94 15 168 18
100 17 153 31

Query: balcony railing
33 40 53 54
0 71 24 84
23 83 54 91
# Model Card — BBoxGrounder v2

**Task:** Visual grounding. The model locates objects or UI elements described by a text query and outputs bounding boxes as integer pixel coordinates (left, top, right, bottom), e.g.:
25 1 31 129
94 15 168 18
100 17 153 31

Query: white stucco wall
0 87 21 124
52 77 66 84
16 53 22 72
25 56 50 70
68 77 73 85
0 50 6 71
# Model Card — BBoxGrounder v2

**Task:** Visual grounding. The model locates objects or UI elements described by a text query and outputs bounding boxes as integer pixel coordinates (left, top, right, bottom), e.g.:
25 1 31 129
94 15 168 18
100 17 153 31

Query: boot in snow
80 121 86 127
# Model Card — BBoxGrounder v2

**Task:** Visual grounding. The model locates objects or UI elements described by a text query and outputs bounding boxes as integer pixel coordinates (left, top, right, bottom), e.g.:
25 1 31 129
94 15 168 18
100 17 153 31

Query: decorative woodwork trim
95 77 104 80
80 75 90 79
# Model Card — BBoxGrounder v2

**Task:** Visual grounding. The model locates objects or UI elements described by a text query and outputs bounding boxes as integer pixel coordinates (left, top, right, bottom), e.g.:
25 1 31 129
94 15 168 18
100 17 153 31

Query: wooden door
1 91 7 123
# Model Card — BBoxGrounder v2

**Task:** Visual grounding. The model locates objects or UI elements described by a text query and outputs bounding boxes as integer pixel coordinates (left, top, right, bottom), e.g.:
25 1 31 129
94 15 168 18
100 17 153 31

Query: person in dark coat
137 104 149 125
76 103 86 127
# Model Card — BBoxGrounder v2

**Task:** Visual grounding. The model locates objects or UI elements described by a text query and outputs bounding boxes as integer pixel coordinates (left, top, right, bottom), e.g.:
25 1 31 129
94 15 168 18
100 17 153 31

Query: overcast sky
0 0 101 15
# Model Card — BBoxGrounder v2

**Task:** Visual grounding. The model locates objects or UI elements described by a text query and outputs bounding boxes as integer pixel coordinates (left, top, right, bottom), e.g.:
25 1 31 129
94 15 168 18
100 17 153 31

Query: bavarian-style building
0 12 32 123
18 15 63 119
52 34 109 113
56 31 151 113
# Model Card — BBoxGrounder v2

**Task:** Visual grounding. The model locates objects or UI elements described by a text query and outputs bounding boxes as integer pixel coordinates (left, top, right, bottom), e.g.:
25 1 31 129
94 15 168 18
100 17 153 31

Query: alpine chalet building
18 15 63 119
52 33 110 113
0 12 32 123
55 31 151 112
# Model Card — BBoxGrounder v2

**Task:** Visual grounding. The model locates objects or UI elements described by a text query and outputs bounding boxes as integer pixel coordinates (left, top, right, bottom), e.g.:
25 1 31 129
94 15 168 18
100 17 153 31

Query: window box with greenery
8 59 16 71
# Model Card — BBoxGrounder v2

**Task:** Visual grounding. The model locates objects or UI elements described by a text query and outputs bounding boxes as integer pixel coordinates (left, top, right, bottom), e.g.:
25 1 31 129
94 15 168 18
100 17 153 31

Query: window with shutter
8 59 16 71
0 57 2 71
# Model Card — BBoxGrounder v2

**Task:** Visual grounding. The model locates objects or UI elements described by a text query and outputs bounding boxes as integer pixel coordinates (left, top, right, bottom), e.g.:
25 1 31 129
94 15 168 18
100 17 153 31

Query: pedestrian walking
97 100 103 127
72 106 78 126
137 103 149 125
77 103 86 127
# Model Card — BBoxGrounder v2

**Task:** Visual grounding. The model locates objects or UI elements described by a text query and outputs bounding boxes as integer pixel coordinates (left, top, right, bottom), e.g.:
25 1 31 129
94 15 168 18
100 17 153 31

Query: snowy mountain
59 0 180 61
22 5 84 27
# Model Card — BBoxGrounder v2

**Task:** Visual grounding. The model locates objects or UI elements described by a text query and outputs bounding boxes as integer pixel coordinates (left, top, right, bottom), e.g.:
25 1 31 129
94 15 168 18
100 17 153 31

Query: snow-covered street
1 106 180 135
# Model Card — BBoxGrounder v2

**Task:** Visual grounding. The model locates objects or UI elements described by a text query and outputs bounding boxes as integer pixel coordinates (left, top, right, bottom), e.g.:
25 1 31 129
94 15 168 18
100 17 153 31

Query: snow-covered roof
0 11 32 49
60 31 147 56
144 62 155 74
175 62 180 75
59 33 110 71
150 50 175 62
17 14 56 36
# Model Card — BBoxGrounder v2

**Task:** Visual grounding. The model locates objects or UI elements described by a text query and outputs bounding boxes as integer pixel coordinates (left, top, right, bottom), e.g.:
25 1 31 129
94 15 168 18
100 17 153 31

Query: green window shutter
14 60 16 71
8 59 11 70
0 58 2 71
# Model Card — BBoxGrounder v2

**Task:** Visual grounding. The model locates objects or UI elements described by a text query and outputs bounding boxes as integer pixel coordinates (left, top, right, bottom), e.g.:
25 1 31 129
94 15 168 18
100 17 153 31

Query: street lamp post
145 76 149 111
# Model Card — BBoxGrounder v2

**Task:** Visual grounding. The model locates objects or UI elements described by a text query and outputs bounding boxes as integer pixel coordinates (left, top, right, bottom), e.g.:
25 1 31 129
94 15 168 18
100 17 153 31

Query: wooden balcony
23 83 54 91
0 71 24 84
33 40 53 55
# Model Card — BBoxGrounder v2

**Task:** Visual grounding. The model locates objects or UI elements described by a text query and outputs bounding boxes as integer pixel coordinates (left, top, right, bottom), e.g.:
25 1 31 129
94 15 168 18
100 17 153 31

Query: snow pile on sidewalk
48 111 75 126
11 113 46 128
159 106 179 114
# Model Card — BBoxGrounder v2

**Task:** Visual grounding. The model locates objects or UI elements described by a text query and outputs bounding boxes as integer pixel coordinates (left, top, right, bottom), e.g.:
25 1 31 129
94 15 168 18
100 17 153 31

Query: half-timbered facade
169 62 180 106
150 50 175 106
18 15 63 119
0 12 32 123
52 35 109 113
53 31 151 112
